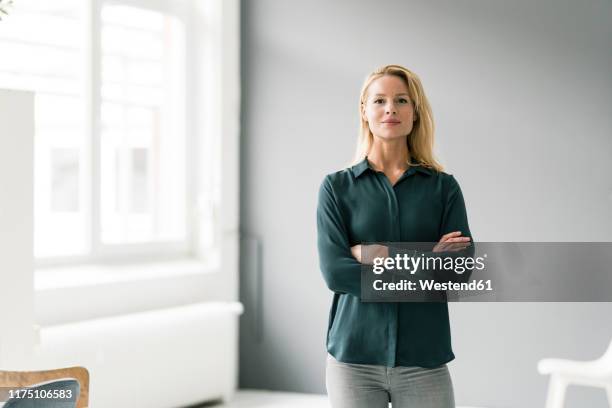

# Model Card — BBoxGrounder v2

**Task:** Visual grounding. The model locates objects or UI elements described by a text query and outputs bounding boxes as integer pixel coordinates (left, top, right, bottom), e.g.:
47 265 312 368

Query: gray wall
239 0 612 407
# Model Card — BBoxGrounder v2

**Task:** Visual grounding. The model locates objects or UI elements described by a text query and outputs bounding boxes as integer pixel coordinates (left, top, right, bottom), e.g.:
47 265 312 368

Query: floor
191 389 484 408
206 390 331 407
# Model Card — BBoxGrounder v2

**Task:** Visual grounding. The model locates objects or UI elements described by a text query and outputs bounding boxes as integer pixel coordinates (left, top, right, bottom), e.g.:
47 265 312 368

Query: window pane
130 148 149 213
51 148 80 212
100 4 186 244
0 0 89 258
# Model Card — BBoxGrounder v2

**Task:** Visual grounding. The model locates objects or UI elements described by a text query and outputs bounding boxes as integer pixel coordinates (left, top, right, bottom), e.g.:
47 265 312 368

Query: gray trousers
326 353 455 408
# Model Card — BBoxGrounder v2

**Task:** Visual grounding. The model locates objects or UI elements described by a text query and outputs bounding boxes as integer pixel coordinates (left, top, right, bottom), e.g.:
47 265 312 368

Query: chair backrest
0 367 89 408
602 338 612 364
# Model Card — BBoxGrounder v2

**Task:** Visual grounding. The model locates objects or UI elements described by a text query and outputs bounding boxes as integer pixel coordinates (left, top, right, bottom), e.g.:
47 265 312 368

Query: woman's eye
373 98 409 104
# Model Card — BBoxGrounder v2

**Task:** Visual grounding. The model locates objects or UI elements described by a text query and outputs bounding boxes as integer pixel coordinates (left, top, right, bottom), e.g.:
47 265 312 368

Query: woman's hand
433 231 471 253
351 233 469 263
350 244 389 264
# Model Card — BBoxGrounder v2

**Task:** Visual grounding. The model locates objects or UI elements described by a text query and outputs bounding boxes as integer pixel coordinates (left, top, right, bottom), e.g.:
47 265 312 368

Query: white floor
213 390 330 407
209 390 484 408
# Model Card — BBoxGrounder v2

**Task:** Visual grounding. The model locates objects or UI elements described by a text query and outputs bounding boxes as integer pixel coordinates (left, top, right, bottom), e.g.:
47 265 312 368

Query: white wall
239 0 612 407
0 89 36 367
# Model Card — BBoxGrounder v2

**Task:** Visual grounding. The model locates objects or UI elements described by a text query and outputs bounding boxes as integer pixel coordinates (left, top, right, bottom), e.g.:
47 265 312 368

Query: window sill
34 258 219 291
33 257 229 326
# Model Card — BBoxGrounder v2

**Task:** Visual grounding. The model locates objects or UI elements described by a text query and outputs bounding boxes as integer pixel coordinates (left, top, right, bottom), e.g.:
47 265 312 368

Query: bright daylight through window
0 0 189 260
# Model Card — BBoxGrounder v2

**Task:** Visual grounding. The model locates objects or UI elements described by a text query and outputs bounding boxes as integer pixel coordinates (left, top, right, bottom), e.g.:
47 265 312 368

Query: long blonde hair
353 64 443 172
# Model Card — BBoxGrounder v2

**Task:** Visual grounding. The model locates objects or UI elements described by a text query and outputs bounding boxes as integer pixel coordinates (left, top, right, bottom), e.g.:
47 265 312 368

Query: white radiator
32 302 243 408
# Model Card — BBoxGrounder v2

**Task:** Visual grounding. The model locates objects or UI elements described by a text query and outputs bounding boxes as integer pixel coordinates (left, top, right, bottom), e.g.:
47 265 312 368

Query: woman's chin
373 132 409 141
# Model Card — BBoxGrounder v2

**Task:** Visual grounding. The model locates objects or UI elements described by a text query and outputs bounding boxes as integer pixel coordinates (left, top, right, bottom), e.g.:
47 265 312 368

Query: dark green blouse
316 156 472 368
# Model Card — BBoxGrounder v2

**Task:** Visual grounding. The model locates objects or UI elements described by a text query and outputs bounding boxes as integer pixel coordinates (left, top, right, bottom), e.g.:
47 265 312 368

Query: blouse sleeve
440 174 472 239
316 176 363 298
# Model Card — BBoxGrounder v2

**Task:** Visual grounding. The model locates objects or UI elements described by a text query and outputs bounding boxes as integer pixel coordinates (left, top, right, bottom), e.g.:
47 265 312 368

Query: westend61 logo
363 243 612 302
372 252 487 275
363 250 492 300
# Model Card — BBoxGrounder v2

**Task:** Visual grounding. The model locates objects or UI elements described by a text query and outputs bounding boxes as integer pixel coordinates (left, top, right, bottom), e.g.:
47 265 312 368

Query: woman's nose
385 102 397 114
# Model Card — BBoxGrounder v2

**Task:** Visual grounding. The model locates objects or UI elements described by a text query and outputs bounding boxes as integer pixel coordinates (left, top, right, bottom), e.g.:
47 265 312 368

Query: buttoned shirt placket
372 167 416 367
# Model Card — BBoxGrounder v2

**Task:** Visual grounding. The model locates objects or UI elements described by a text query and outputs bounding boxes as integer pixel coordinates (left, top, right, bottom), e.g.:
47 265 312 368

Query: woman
316 64 473 408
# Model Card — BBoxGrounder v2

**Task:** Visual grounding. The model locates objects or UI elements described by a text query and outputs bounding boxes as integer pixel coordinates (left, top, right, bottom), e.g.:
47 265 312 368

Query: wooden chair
0 367 89 408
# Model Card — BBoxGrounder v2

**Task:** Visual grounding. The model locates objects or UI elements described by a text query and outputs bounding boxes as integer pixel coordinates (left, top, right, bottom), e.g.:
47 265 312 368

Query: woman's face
361 75 416 141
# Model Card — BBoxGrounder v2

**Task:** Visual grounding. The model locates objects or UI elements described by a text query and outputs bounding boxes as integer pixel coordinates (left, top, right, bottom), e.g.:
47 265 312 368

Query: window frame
32 0 219 268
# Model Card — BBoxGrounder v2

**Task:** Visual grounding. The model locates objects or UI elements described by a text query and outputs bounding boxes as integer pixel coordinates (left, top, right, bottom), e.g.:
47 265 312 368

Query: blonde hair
352 64 443 172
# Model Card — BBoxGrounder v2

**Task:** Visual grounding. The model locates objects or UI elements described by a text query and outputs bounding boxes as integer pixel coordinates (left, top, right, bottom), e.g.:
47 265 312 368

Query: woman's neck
367 139 410 173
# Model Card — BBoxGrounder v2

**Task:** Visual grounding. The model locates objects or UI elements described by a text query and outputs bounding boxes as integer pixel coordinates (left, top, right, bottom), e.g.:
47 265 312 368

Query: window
99 4 186 245
0 0 208 265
